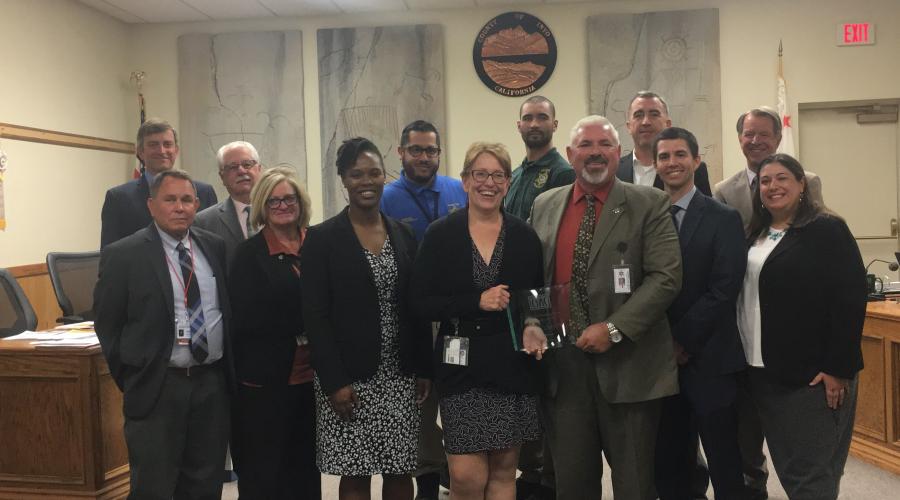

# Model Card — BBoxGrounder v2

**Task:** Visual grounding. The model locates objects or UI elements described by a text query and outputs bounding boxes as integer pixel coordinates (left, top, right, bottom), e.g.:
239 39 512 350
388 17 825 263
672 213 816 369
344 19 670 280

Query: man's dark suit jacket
100 175 218 248
755 214 866 387
667 192 747 412
93 224 234 419
617 153 712 197
300 207 432 396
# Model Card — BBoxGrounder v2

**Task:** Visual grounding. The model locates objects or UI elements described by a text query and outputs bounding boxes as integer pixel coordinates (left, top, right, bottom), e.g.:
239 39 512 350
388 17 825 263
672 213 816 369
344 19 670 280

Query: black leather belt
168 360 222 377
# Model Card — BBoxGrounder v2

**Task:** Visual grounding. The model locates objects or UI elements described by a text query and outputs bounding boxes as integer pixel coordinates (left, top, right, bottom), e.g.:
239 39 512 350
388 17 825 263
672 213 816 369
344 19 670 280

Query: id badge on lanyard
442 318 470 366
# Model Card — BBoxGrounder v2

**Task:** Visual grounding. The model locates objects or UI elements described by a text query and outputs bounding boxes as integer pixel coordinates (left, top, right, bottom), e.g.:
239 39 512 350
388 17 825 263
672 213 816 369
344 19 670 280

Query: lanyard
401 184 440 223
164 238 196 308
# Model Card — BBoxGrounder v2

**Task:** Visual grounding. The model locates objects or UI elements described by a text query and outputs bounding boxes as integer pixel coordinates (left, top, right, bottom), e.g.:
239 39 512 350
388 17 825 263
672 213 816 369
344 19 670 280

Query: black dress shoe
516 478 542 500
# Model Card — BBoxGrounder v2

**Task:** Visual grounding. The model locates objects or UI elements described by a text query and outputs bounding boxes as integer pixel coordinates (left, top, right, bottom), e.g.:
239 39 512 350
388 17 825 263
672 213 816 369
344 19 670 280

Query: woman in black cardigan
411 142 546 499
301 137 431 500
228 166 320 499
736 154 866 499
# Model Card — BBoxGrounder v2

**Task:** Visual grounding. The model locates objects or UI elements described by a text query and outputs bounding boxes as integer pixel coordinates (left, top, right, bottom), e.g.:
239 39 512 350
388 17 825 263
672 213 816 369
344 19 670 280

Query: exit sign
837 22 875 46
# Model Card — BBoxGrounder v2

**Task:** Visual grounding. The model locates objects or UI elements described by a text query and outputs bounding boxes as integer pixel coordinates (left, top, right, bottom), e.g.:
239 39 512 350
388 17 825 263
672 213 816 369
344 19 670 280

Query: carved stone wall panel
178 31 306 194
587 9 722 181
318 25 445 217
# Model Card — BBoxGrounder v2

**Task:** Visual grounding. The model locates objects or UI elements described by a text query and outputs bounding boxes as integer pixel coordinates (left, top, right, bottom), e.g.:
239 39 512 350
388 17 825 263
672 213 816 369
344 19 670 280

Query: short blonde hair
249 166 312 230
461 142 512 179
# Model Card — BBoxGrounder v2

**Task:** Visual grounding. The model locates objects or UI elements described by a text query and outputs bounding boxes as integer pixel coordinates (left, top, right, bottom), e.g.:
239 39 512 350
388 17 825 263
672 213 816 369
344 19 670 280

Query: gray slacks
124 366 230 500
735 371 769 498
541 346 662 500
747 368 858 500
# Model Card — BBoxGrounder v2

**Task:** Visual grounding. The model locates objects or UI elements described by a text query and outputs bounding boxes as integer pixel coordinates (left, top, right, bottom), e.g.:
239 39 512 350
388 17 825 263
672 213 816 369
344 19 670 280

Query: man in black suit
653 127 747 500
194 141 262 267
94 169 233 499
617 91 712 196
101 118 217 248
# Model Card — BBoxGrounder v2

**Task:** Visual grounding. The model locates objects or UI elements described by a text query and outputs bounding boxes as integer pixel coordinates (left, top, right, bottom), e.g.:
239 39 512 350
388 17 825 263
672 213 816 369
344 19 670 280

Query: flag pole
129 71 146 178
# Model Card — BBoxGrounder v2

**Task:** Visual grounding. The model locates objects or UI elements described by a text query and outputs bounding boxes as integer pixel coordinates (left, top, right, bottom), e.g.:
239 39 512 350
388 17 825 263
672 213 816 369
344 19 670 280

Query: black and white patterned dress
439 224 541 454
315 238 419 475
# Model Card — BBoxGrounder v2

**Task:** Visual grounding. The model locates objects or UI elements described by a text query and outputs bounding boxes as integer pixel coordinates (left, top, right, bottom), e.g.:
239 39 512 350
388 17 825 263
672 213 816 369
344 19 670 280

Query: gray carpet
222 449 898 498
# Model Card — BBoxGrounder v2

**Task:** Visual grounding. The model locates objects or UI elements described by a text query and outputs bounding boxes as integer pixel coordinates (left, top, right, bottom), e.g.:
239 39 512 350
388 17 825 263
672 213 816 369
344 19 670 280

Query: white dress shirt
156 225 225 367
737 227 786 367
632 152 657 187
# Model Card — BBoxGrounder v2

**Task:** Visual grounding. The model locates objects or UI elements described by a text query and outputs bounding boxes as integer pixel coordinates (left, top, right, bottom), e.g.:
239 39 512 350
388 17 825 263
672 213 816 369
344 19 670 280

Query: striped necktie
176 241 208 362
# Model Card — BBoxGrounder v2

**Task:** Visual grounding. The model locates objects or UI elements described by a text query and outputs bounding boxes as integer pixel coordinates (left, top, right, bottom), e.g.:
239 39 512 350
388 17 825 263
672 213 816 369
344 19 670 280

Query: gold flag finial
130 71 146 91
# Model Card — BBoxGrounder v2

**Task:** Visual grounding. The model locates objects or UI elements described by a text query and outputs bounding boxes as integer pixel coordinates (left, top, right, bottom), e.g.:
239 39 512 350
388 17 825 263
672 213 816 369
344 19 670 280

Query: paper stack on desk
3 321 99 347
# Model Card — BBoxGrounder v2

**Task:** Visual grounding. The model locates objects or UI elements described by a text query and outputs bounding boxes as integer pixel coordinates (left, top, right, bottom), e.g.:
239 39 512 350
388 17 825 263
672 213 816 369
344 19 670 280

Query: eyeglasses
469 170 508 184
404 146 441 158
222 160 259 173
266 194 298 209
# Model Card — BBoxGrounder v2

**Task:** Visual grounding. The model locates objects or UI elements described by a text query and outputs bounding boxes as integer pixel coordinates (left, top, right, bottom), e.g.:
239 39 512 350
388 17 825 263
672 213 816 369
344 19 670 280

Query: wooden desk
853 302 900 475
0 341 128 499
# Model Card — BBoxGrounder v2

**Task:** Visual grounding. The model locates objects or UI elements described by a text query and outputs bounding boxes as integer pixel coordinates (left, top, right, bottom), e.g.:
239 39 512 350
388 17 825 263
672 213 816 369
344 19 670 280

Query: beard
402 158 438 184
580 167 608 186
578 155 611 185
522 129 552 149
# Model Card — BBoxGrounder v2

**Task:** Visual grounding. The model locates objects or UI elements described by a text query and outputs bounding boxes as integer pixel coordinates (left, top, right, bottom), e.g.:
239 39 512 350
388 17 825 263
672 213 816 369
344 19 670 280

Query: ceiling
77 0 581 24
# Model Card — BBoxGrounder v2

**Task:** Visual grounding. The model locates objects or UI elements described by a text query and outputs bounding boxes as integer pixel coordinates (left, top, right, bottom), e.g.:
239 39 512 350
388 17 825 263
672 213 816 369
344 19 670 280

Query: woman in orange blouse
228 167 320 499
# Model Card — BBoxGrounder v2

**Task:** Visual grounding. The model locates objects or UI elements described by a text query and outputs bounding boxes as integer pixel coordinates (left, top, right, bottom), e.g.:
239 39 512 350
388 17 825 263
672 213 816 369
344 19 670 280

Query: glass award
508 284 577 350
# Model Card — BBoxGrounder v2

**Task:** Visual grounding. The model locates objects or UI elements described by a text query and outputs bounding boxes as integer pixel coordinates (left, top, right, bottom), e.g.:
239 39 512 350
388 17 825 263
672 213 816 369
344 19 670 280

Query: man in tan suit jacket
529 115 682 499
714 106 825 500
714 107 824 236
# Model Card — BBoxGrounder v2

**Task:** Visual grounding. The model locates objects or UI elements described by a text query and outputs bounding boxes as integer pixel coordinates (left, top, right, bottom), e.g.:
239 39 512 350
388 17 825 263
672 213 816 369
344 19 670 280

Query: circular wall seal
473 11 557 97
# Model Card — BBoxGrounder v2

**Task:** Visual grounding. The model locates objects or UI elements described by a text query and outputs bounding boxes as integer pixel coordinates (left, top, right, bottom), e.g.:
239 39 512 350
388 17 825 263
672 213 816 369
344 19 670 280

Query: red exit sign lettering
837 22 875 46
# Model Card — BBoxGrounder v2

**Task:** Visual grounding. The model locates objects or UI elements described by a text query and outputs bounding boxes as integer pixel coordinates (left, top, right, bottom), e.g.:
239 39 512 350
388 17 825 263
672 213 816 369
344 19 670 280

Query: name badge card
175 316 190 346
613 265 632 294
443 336 469 366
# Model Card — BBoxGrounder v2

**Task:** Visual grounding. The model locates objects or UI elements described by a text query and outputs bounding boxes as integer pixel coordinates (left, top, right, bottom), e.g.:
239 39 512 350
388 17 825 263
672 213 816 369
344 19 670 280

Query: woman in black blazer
737 154 866 500
228 167 320 499
301 137 431 500
411 142 546 498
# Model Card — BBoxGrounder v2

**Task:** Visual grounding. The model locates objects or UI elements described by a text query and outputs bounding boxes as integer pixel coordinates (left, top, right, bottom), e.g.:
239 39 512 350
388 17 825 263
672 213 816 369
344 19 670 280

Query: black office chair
46 251 100 324
0 268 38 338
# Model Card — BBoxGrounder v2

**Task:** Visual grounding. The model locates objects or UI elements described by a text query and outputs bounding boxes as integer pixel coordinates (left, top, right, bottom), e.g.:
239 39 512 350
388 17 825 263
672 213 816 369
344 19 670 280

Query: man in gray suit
714 107 823 236
194 141 263 266
530 115 682 499
714 107 824 500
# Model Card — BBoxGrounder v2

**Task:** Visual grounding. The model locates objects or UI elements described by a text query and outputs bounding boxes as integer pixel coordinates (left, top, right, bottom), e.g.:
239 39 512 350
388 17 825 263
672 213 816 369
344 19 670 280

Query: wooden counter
853 301 900 475
0 341 128 499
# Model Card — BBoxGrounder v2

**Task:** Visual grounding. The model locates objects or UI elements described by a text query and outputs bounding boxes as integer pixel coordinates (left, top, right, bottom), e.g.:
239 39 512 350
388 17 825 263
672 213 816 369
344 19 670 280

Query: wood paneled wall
8 263 62 331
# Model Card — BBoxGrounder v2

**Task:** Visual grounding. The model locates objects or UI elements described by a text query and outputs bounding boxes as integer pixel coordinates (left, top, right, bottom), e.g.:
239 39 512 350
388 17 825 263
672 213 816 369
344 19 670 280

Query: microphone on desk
865 259 899 272
865 259 899 298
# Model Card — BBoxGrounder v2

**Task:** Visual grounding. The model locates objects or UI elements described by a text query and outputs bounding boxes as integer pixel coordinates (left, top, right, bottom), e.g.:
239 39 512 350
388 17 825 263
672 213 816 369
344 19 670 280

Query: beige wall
0 0 132 266
3 0 899 266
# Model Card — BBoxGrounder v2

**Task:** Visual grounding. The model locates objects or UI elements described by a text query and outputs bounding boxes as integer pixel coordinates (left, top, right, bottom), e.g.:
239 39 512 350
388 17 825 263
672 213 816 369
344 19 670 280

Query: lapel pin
613 208 623 214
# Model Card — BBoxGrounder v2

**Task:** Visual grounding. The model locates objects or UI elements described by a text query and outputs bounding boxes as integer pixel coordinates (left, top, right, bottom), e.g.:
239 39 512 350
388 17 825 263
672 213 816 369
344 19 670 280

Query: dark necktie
569 194 595 338
670 205 682 233
176 241 208 362
243 206 254 238
750 175 758 195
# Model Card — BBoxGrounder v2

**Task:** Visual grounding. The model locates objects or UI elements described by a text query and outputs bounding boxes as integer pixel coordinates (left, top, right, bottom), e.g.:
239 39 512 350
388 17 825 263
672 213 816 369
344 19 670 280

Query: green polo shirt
504 147 576 221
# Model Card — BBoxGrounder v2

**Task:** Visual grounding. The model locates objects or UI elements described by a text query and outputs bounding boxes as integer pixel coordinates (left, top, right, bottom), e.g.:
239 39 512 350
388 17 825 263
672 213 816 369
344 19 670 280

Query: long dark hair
747 153 831 241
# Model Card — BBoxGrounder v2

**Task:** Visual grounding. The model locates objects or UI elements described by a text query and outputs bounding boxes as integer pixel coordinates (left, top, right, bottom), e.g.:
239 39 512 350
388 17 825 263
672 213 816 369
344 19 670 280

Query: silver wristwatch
606 322 623 343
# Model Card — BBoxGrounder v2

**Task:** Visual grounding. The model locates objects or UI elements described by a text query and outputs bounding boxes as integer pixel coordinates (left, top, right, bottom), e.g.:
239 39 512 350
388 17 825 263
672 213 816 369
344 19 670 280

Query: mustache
586 155 609 165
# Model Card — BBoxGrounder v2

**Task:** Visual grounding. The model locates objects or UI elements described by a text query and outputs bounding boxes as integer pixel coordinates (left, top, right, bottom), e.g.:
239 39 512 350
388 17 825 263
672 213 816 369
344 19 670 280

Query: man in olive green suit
529 115 682 500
